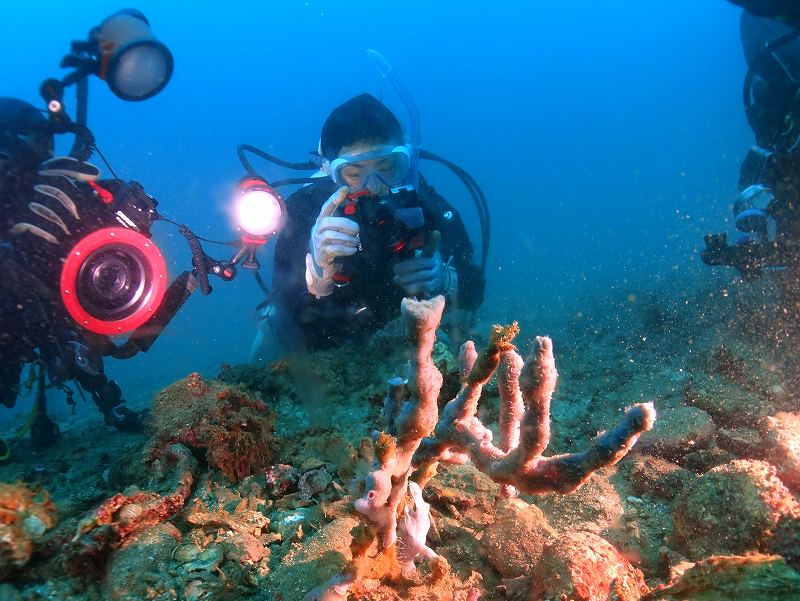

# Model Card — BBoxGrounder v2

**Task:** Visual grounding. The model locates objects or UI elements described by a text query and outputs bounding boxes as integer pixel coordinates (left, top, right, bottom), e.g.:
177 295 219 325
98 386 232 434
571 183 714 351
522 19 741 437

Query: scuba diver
274 93 483 351
246 54 488 357
0 100 146 444
702 7 800 280
0 9 281 452
702 3 800 389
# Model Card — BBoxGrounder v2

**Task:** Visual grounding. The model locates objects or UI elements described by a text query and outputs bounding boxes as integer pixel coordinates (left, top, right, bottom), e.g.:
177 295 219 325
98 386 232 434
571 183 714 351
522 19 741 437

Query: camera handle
101 230 271 359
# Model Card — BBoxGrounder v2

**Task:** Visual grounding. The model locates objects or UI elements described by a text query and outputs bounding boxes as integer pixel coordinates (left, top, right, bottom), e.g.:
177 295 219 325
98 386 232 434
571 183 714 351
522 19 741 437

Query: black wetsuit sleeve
731 1 800 30
420 178 485 311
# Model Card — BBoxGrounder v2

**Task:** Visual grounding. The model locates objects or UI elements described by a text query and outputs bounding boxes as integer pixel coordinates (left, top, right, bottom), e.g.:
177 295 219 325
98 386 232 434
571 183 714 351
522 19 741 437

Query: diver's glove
305 187 360 298
104 404 148 433
393 251 457 299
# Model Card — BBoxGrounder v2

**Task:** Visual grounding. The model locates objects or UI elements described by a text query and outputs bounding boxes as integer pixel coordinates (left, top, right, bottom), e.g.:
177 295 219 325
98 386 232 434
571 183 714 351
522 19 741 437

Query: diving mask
327 144 412 193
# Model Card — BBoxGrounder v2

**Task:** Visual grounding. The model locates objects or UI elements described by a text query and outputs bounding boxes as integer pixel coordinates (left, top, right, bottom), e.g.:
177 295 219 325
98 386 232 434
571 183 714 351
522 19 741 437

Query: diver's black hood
0 98 53 167
319 93 403 161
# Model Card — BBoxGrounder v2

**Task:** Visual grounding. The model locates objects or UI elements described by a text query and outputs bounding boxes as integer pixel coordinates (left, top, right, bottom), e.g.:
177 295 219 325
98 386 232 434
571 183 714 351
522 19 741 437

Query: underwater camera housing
333 186 431 284
701 146 800 281
60 180 167 336
701 232 782 281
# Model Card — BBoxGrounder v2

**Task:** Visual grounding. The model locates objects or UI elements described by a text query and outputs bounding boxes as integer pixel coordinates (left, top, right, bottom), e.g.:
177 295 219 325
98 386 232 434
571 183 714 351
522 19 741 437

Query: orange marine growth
149 373 275 481
0 481 57 579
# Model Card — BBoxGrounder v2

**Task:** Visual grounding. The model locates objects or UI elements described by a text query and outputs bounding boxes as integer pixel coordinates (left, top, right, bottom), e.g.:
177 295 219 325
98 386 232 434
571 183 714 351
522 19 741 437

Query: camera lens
375 217 408 248
76 244 149 320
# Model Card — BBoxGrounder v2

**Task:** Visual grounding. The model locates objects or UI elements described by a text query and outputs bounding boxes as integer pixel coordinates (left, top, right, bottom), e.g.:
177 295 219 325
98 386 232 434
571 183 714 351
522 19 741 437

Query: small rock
628 454 695 501
636 405 716 461
717 427 763 458
528 531 648 601
679 446 735 473
298 466 333 500
480 498 556 579
759 412 800 491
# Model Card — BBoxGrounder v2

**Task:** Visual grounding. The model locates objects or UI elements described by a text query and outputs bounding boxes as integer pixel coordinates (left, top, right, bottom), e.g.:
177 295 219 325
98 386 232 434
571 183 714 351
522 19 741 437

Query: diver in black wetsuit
702 3 800 387
261 93 485 353
702 7 800 278
0 10 176 449
0 101 149 446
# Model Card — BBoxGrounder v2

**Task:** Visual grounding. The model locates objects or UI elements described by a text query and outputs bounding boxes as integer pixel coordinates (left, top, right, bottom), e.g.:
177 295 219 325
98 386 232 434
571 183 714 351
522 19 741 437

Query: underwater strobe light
60 228 168 335
231 177 286 270
234 177 286 238
93 9 174 101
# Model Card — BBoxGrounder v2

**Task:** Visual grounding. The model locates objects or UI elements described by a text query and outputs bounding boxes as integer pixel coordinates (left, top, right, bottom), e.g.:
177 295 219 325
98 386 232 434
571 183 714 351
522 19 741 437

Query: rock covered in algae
527 530 649 601
268 516 360 599
104 523 180 601
672 459 800 559
627 454 695 502
537 468 625 537
480 497 556 579
643 554 800 600
636 405 716 461
759 411 800 492
0 481 56 579
767 511 800 571
683 374 774 429
148 372 275 481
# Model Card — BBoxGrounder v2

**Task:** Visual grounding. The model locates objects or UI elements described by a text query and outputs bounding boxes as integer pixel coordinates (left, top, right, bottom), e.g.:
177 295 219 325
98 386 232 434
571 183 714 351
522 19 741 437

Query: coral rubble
0 481 56 579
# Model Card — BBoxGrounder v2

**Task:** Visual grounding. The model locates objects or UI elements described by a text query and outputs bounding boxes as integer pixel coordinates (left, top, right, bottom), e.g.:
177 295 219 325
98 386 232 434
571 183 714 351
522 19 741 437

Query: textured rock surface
683 375 774 428
628 454 695 502
527 530 649 601
759 412 800 492
480 497 556 578
636 405 716 461
644 554 800 600
672 459 800 559
537 469 625 536
767 512 800 572
716 426 764 458
104 523 180 601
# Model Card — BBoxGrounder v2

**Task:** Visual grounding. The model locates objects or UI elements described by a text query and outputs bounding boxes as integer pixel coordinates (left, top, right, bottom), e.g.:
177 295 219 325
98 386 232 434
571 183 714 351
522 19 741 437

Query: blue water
1 1 748 422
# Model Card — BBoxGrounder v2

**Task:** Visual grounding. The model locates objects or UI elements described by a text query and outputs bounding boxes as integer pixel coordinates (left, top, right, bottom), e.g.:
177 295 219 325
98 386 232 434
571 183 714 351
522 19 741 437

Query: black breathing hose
419 149 490 272
236 144 490 274
237 144 318 176
179 225 212 295
67 123 96 162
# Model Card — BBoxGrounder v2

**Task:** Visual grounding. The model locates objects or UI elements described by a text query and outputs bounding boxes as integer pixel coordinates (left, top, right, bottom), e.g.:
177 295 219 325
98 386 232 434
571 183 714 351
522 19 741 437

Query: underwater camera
27 10 284 353
59 181 167 336
59 176 286 353
332 186 431 284
701 232 782 281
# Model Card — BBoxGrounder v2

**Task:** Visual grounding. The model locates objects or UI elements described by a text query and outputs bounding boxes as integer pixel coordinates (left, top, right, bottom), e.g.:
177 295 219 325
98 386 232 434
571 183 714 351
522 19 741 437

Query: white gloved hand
393 251 455 298
305 187 360 298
